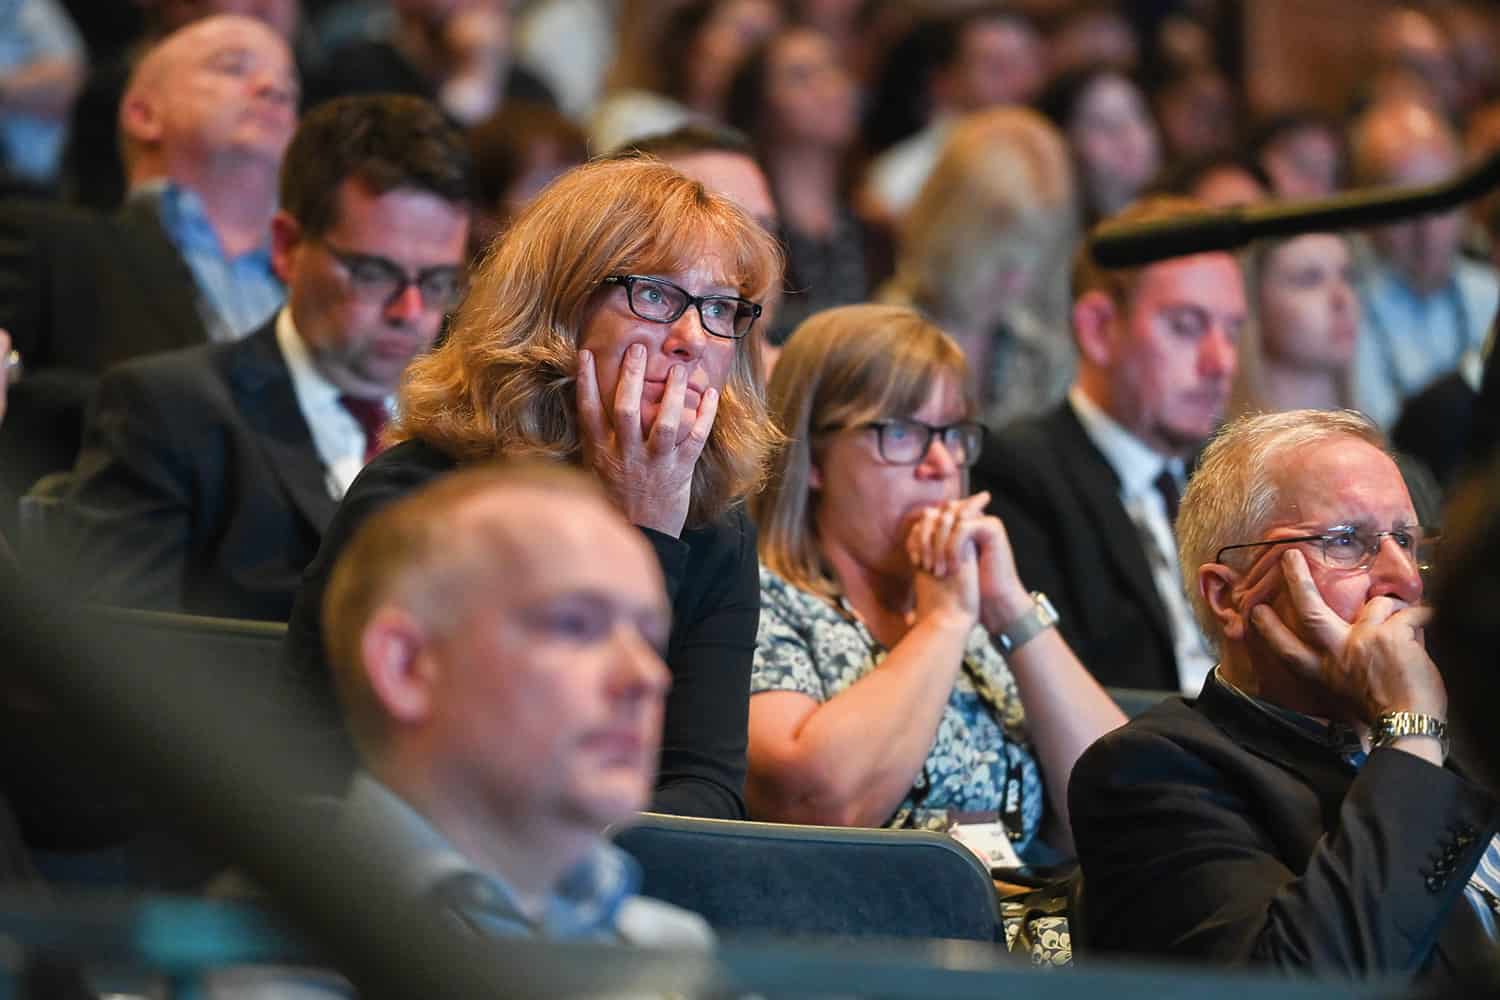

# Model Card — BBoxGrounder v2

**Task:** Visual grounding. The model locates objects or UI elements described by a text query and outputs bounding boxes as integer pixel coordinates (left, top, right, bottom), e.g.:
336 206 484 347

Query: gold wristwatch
1371 711 1449 759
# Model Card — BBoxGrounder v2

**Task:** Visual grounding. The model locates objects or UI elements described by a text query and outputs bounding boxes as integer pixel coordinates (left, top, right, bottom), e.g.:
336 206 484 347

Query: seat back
612 813 1004 943
16 469 74 571
1105 686 1175 718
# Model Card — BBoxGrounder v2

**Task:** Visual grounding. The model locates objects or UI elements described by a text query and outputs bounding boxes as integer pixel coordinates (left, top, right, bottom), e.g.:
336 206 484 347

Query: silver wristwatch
1371 711 1449 759
993 591 1059 655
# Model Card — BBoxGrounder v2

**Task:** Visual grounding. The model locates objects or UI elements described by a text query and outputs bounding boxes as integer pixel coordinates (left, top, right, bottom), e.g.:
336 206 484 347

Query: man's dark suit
0 197 216 537
971 401 1178 691
61 318 337 621
1070 672 1500 981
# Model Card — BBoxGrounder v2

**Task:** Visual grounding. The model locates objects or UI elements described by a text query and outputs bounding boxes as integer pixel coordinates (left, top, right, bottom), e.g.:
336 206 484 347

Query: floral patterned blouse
752 564 1045 849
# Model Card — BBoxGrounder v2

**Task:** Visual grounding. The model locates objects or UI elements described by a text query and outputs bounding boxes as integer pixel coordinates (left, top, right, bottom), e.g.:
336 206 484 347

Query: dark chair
611 813 1007 945
16 468 73 572
1105 687 1174 718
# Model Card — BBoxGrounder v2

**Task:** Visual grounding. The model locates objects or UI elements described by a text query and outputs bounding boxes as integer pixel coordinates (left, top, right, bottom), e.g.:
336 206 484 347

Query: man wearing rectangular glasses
1070 408 1500 982
54 94 471 622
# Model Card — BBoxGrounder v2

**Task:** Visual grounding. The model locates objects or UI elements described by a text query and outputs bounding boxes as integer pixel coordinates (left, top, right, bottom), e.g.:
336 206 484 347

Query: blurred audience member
1370 5 1461 119
1040 66 1161 226
0 0 85 193
320 463 712 945
57 94 470 621
1229 234 1358 418
1248 110 1345 200
590 0 782 154
861 6 1044 225
972 196 1245 694
1046 2 1139 79
308 0 554 126
748 303 1123 845
880 107 1078 429
0 15 297 528
466 98 585 258
283 157 783 820
62 0 300 213
1150 64 1239 165
727 26 866 344
1350 98 1498 429
1151 151 1267 208
1435 1 1500 118
514 0 617 120
1074 409 1496 981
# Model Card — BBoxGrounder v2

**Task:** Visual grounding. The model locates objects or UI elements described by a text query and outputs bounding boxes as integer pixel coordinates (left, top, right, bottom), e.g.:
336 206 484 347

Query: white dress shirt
1068 388 1215 696
275 309 392 500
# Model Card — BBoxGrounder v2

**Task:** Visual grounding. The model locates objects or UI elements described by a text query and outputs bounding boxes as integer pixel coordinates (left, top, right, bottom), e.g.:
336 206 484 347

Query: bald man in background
0 14 297 533
1350 98 1499 429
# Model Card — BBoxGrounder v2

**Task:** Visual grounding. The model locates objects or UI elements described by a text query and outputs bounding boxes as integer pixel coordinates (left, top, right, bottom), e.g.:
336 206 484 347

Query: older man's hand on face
1250 549 1446 757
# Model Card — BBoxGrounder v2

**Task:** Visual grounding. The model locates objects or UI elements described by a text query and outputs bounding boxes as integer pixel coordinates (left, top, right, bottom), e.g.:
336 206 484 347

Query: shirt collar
275 308 345 411
132 178 271 262
1067 387 1181 498
1211 667 1366 765
340 773 641 939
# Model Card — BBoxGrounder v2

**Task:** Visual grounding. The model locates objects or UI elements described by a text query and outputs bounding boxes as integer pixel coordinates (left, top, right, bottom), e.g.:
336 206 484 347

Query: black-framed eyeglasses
1215 524 1440 573
322 241 465 311
602 274 761 340
818 419 984 467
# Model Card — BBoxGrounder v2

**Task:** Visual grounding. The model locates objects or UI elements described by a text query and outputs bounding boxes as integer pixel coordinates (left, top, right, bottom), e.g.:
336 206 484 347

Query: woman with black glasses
748 304 1123 854
283 156 784 820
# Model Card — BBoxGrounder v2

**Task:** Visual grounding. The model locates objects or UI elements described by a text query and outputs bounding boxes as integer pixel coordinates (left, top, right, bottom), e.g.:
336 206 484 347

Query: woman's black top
280 438 756 820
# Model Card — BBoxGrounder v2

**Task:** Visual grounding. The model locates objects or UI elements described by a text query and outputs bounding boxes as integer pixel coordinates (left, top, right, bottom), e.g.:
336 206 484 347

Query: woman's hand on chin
577 346 717 538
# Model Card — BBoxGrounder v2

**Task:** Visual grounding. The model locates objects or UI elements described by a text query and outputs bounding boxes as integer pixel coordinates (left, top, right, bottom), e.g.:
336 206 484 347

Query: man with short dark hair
56 94 471 620
972 196 1245 693
1071 408 1500 981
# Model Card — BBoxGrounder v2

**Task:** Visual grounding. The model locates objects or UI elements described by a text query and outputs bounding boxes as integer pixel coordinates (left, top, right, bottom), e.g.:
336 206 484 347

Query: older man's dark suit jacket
970 401 1178 691
1071 672 1500 981
60 318 337 621
0 197 214 537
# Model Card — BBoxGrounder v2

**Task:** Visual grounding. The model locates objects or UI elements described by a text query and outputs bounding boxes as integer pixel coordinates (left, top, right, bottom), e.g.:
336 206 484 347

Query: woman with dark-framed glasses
283 156 784 820
747 304 1124 853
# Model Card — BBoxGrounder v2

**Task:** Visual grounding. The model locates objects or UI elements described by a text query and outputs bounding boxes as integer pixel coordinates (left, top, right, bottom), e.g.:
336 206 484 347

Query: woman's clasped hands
905 491 1034 637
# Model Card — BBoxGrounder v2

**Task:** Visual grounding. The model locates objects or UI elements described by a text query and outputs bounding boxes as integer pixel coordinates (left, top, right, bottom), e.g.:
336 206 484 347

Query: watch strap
993 591 1058 655
1372 711 1449 759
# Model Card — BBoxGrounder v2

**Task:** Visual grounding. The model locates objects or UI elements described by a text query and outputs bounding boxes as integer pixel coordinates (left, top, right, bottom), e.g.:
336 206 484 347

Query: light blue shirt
0 0 84 184
1354 256 1500 428
133 180 283 343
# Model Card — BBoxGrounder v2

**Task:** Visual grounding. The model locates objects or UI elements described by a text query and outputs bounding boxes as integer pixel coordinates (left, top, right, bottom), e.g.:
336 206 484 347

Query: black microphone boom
1089 146 1500 269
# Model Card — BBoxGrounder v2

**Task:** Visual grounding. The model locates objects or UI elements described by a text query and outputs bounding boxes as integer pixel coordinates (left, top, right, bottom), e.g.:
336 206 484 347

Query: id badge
949 820 1021 871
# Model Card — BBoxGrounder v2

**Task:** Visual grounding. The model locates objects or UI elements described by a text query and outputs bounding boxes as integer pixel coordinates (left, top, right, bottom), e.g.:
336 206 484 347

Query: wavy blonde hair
393 157 785 527
884 107 1078 334
752 305 971 599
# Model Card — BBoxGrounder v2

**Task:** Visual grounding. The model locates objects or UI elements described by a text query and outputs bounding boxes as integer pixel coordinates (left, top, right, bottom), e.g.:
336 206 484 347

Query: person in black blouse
283 156 784 820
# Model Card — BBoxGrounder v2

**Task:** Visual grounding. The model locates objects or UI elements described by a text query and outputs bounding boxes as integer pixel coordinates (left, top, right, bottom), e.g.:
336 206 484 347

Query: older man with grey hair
1069 408 1500 982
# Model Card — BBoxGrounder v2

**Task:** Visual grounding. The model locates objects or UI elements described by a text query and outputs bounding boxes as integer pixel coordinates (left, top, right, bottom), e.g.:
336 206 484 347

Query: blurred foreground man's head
321 464 711 943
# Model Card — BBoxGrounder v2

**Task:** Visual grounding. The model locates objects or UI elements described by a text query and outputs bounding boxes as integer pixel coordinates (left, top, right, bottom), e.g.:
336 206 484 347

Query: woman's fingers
647 363 687 454
683 386 719 459
575 349 608 443
613 343 647 448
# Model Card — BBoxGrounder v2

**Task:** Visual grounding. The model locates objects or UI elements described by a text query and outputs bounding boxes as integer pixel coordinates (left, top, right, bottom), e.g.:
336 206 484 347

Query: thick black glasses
323 241 465 311
821 419 984 467
1216 525 1440 573
603 274 761 340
